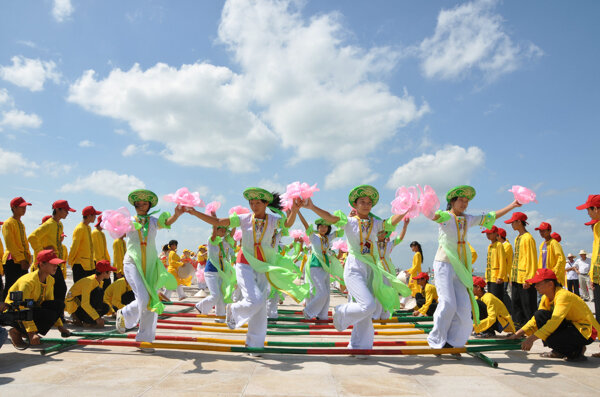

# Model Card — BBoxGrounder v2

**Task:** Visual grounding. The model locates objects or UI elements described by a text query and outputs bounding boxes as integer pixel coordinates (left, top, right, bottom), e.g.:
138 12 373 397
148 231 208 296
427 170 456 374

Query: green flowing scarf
132 210 161 238
209 237 237 303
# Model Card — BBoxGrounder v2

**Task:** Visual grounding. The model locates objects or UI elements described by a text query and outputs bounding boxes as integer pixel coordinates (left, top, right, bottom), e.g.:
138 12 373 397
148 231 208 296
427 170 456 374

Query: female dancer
407 241 423 296
115 189 184 352
426 185 520 353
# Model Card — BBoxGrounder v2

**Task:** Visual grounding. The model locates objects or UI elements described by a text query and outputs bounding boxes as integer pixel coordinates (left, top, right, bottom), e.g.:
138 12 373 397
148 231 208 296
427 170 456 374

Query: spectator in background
565 254 579 296
575 250 592 301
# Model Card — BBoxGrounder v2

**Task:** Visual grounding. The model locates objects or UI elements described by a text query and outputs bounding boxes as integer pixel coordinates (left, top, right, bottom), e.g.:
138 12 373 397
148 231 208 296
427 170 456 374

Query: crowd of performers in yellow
1 186 599 362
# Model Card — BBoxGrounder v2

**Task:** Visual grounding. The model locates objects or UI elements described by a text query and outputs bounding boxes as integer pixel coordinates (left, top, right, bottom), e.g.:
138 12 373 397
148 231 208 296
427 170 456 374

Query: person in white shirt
575 250 592 301
565 254 580 296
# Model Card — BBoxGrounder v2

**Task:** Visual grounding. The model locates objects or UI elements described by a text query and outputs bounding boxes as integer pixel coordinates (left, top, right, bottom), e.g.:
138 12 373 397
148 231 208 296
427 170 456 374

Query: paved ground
1 286 599 397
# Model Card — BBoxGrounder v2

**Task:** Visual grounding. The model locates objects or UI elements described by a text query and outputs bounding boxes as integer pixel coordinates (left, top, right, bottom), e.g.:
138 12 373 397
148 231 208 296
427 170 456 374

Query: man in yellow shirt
482 226 506 300
412 272 438 317
535 222 566 283
576 195 600 326
68 205 101 282
497 227 514 314
509 268 600 362
472 276 515 338
103 276 134 315
2 197 33 300
504 211 537 327
4 249 71 348
65 260 115 327
112 234 126 280
91 215 111 289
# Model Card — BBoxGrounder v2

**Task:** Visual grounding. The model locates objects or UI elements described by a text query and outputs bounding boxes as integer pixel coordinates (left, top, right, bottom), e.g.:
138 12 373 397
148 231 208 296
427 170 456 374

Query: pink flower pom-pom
418 184 440 219
100 207 135 239
163 187 204 208
331 239 348 252
282 181 319 202
196 267 205 284
233 229 242 242
508 185 538 204
290 229 309 244
229 205 250 215
391 186 420 219
204 201 221 215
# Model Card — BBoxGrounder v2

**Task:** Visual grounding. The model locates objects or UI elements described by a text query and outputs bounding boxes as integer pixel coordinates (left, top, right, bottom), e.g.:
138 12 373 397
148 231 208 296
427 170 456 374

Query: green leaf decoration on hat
128 189 158 208
445 185 476 203
243 187 273 203
348 185 379 207
315 218 332 226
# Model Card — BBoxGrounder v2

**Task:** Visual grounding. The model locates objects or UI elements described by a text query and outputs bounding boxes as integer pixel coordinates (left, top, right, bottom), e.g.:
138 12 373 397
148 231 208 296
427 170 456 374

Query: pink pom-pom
100 207 134 239
229 205 250 215
290 229 309 244
196 267 205 284
233 229 242 242
204 201 221 215
508 185 538 204
391 186 420 219
163 187 204 208
282 181 319 203
418 184 440 219
281 198 293 211
331 239 348 252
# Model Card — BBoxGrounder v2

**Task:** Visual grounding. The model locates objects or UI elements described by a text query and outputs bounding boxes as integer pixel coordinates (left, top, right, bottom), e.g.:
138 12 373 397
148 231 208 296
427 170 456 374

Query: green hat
315 218 332 226
348 185 379 207
243 187 273 203
128 189 158 208
446 185 476 203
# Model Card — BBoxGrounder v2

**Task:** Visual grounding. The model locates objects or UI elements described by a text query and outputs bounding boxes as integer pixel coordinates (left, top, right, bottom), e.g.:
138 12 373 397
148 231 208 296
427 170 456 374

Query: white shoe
194 303 202 314
115 309 126 333
332 306 344 332
226 304 236 330
214 318 225 323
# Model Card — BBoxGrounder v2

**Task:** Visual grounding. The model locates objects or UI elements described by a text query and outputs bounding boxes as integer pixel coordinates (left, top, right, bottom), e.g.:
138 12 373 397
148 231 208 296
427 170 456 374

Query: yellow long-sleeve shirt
2 217 32 265
168 250 192 286
91 228 110 263
538 238 566 284
474 292 515 333
31 243 68 273
522 287 600 341
103 277 132 313
112 238 126 275
512 232 537 284
408 252 422 295
0 236 3 275
65 275 102 320
68 222 94 271
28 218 64 261
485 241 507 282
417 283 438 316
502 240 513 281
591 222 600 284
5 270 63 332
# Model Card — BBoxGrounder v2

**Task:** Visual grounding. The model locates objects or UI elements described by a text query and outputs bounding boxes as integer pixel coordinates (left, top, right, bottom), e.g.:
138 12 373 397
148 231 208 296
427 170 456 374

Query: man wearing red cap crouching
509 268 600 362
472 276 515 338
411 272 438 317
65 260 115 327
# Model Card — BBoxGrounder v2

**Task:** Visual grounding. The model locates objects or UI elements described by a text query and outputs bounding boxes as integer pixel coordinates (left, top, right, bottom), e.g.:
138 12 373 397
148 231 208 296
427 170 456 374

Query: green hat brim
315 218 332 226
446 185 476 203
243 187 273 203
348 185 379 207
128 189 158 208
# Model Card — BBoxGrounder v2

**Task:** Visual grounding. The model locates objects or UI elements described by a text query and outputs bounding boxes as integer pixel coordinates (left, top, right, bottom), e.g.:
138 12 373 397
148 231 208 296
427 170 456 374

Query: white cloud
324 159 378 190
122 143 153 157
0 55 61 91
52 0 74 23
0 146 40 177
60 170 146 200
258 176 286 194
78 140 95 148
386 145 485 193
0 109 42 130
419 0 542 81
0 89 12 106
42 161 73 177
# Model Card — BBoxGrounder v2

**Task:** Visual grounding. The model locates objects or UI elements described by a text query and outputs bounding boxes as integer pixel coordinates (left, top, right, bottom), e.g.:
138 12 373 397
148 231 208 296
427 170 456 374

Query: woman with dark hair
186 188 305 352
407 241 423 296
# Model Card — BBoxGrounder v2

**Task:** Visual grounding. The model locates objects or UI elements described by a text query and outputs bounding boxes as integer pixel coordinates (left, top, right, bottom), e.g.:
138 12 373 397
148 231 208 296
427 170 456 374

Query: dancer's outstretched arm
303 198 340 224
186 207 231 227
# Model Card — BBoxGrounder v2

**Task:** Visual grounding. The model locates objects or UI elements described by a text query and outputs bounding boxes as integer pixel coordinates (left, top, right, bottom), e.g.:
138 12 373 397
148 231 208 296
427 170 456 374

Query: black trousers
593 283 600 323
511 282 537 325
2 259 28 300
415 293 437 316
475 300 500 333
502 282 513 317
72 264 95 283
73 287 110 324
121 290 135 306
487 282 504 301
29 300 64 335
566 279 580 296
534 310 593 359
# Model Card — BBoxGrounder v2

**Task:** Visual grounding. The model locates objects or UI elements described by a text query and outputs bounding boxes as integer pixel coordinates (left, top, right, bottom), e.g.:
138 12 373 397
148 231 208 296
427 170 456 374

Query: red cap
10 197 32 208
526 268 557 284
37 249 66 265
497 227 507 238
472 276 486 289
504 212 527 224
413 272 429 281
94 215 103 227
550 232 561 242
61 233 67 238
82 206 102 217
95 260 117 273
585 219 599 226
481 225 498 234
53 200 76 212
535 222 552 231
0 221 3 226
41 215 52 225
576 195 600 210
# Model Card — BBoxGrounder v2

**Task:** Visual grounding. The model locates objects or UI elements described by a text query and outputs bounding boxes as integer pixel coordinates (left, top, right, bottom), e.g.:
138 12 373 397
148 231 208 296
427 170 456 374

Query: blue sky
0 0 597 273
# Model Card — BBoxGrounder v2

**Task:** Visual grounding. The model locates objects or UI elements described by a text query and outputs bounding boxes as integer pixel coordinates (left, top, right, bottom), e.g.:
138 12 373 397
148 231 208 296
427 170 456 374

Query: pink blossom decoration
163 187 204 208
229 205 250 215
204 201 221 215
290 229 309 244
233 229 242 242
100 207 135 239
391 186 420 219
508 185 538 204
282 181 319 203
331 239 348 252
418 184 440 219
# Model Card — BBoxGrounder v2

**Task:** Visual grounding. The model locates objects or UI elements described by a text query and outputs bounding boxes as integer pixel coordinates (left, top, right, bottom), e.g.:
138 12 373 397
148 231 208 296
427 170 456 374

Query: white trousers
372 276 390 320
267 295 279 319
122 261 158 342
195 271 225 316
427 261 472 348
579 274 591 300
304 266 331 319
230 263 269 348
163 285 185 300
335 257 377 349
